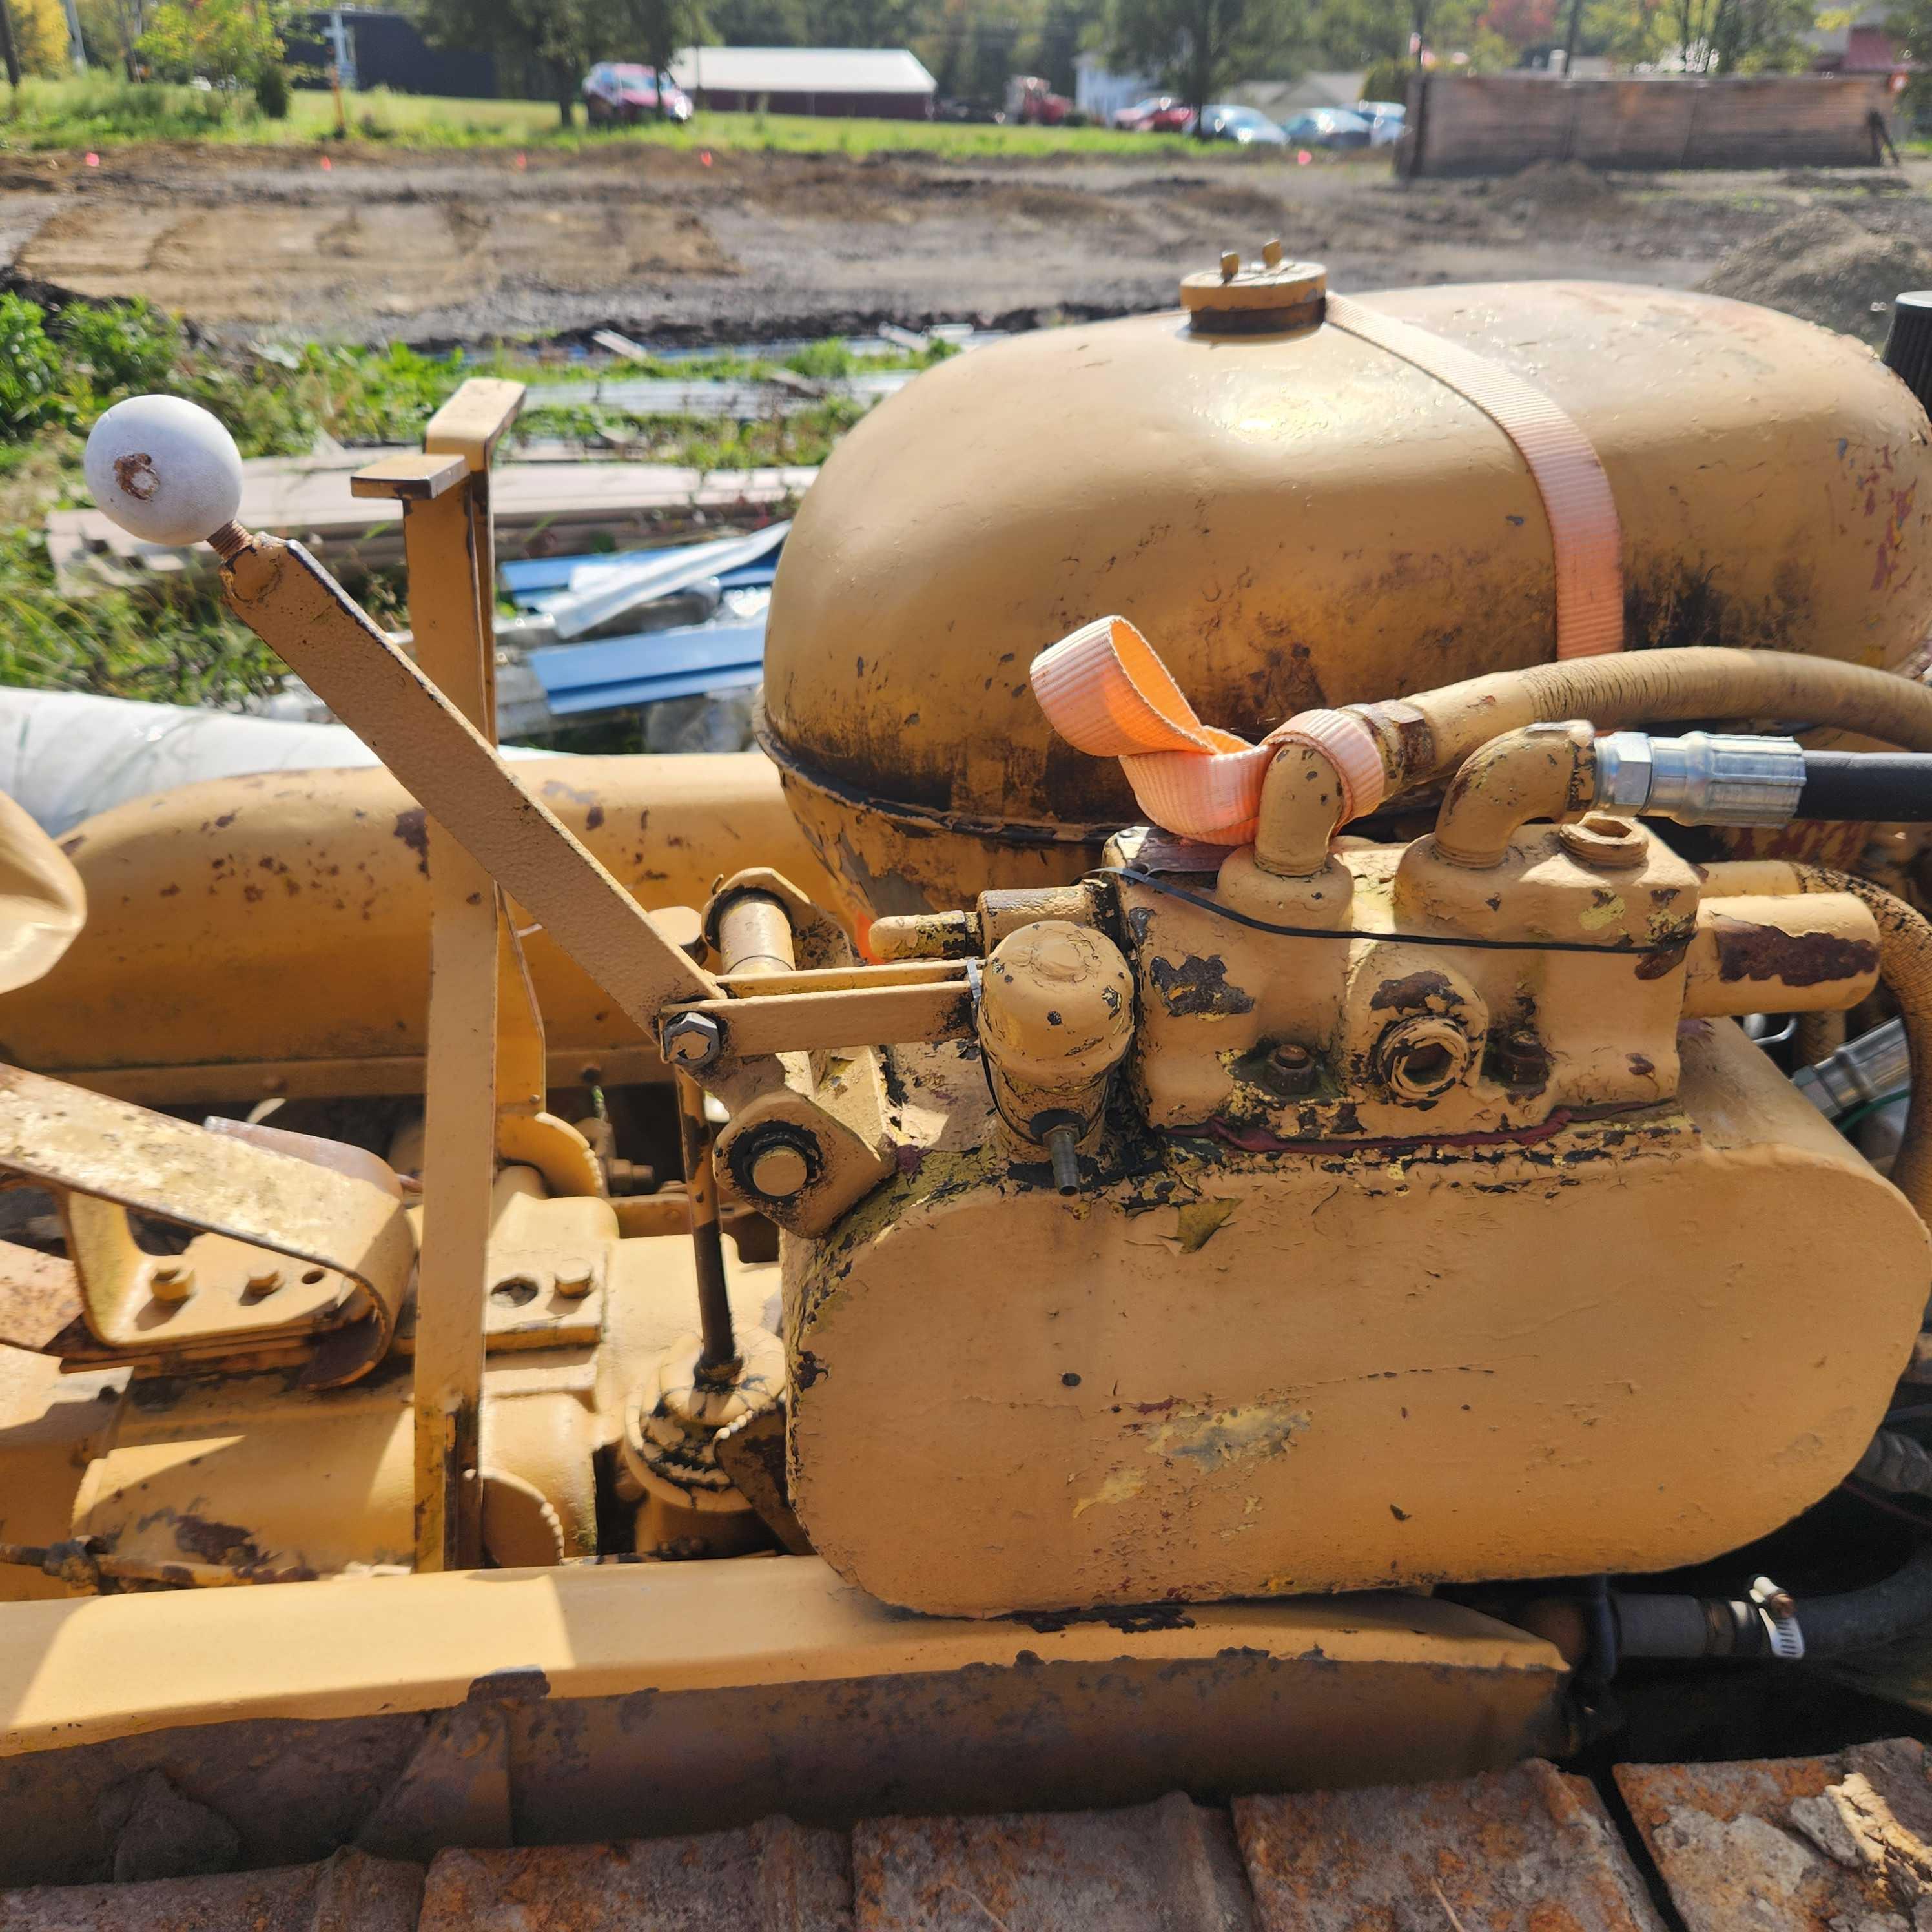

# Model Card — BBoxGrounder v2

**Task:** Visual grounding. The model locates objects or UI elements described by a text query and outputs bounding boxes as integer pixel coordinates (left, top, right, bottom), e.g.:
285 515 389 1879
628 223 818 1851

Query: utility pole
1561 0 1584 74
0 0 21 94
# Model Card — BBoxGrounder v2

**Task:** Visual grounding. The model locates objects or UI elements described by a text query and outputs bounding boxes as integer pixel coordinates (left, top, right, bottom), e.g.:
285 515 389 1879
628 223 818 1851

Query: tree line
1 0 1843 130
416 0 1835 128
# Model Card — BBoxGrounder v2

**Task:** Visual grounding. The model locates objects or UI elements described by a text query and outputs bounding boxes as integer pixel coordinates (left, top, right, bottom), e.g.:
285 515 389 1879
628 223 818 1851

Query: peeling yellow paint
1142 1401 1311 1470
1579 895 1626 931
1072 1467 1146 1517
1175 1197 1238 1253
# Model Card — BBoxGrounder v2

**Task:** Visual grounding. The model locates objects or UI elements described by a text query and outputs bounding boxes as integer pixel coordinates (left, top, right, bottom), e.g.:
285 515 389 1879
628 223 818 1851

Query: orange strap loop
1030 616 1385 845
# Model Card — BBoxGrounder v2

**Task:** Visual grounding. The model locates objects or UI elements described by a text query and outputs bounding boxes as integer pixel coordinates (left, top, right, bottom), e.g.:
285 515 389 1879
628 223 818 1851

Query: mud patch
17 192 735 324
1700 206 1932 345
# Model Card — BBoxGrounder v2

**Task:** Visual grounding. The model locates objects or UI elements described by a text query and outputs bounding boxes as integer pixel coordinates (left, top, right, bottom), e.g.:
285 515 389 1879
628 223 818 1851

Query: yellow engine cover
788 1023 1929 1618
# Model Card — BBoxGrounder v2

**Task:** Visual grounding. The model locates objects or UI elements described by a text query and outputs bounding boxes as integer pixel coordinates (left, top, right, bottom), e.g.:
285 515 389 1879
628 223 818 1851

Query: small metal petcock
1044 1122 1082 1197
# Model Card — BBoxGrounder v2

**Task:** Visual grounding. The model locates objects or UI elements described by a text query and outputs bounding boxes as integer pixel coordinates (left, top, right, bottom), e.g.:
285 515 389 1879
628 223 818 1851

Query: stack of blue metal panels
499 534 781 720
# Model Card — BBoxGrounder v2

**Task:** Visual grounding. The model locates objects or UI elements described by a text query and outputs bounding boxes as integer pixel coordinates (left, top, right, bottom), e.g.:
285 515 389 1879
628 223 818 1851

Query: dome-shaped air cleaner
83 395 243 546
1883 291 1932 418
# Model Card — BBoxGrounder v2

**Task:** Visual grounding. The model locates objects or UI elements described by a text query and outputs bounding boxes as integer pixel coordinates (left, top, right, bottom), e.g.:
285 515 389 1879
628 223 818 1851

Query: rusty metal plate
1617 1736 1932 1931
0 1847 422 1931
0 1070 415 1385
1233 1759 1665 1932
0 1238 81 1352
416 1818 851 1931
852 1793 1257 1931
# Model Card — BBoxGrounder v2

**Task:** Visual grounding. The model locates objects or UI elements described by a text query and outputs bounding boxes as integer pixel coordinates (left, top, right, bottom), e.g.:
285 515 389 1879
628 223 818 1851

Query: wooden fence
1400 73 1896 178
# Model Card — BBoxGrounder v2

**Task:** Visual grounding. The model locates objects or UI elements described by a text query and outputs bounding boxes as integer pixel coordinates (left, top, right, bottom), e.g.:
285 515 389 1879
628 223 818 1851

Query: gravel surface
4 141 1930 344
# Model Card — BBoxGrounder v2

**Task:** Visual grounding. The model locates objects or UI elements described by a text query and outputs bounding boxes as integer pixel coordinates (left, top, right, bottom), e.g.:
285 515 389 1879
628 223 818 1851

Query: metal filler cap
1182 240 1327 335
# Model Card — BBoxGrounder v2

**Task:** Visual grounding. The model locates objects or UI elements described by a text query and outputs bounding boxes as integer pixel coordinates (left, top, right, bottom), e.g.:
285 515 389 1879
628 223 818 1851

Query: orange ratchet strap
1324 293 1624 662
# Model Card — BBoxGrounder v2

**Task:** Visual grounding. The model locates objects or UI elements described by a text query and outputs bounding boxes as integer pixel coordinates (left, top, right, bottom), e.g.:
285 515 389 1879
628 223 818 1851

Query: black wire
1096 866 1683 960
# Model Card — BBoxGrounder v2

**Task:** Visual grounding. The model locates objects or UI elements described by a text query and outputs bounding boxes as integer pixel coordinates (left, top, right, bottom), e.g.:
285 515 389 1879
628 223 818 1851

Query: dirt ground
5 141 1932 344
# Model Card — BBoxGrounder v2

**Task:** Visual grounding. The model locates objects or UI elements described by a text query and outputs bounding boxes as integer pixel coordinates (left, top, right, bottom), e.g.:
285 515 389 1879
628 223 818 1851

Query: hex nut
1559 812 1647 871
1264 1042 1318 1098
149 1262 194 1304
661 1012 724 1067
552 1258 596 1298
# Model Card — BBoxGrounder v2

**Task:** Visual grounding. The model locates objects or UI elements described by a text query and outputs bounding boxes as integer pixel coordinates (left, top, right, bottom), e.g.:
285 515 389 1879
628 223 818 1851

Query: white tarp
0 688 553 836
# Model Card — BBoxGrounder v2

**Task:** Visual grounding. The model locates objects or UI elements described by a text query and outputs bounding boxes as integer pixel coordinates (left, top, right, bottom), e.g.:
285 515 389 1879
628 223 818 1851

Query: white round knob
83 395 243 546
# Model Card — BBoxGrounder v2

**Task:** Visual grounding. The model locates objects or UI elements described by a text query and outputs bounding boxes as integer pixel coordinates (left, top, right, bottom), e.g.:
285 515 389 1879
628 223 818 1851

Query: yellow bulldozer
9 253 1932 1926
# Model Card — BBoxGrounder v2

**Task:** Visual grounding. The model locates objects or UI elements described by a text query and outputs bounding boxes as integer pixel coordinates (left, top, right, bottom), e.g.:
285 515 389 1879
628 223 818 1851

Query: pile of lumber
46 447 815 593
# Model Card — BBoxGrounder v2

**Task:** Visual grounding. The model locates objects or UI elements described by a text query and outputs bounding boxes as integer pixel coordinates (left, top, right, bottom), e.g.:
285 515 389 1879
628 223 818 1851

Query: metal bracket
0 1067 415 1387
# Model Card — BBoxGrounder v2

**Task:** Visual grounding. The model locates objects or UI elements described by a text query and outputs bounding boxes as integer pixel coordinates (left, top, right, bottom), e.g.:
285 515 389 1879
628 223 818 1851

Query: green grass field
0 72 1221 157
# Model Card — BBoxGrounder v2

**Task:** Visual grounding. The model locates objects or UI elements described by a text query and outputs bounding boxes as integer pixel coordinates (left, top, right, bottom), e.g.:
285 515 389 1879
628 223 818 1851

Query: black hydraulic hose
1611 1539 1932 1662
1797 750 1932 821
1791 1541 1932 1658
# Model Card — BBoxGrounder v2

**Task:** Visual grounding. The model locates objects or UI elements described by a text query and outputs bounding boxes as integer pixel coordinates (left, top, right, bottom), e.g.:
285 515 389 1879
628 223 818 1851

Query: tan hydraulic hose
1036 628 1932 867
1254 648 1932 874
1251 653 1932 881
1361 648 1932 799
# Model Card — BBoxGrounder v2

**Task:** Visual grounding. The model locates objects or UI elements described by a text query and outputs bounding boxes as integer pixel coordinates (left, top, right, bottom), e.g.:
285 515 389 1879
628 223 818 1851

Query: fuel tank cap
1182 242 1326 334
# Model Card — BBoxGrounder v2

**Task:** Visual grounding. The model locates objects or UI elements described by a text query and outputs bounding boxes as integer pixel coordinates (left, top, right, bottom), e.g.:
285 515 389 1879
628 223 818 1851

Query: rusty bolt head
1264 1042 1318 1097
1262 237 1284 265
1489 1024 1549 1088
552 1258 596 1298
149 1262 194 1303
661 1012 723 1068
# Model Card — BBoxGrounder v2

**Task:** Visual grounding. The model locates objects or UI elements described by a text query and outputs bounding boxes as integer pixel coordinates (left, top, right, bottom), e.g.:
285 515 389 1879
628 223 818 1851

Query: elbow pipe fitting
1252 710 1389 878
1430 721 1596 869
1430 724 1909 870
1253 740 1353 877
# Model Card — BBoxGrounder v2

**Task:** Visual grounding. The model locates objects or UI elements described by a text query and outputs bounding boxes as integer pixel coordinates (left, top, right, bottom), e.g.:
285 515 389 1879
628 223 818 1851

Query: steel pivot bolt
749 1144 811 1201
661 1012 723 1069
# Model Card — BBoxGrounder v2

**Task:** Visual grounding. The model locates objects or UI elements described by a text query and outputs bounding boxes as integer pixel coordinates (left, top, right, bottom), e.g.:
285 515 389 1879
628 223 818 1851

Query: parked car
1112 94 1195 132
1279 107 1373 149
1006 75 1074 125
1354 99 1406 146
937 98 1005 123
1197 105 1288 146
582 63 693 125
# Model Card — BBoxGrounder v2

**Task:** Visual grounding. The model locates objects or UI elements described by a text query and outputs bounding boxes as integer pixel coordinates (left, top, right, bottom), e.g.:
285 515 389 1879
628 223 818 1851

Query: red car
582 63 694 125
1111 94 1195 132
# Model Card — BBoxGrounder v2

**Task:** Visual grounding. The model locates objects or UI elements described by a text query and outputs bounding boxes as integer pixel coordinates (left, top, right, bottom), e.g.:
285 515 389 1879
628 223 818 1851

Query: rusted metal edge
755 713 1125 850
34 1047 675 1108
0 1555 1566 1758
